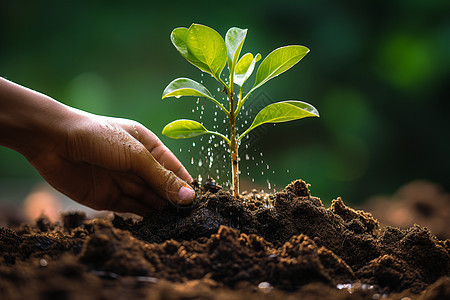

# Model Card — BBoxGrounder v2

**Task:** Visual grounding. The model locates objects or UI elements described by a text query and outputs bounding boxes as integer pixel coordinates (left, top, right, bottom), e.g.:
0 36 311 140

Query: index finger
128 123 193 184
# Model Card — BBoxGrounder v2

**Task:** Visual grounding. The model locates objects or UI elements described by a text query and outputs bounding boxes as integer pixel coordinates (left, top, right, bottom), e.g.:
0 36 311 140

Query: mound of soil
363 180 450 240
1 180 449 299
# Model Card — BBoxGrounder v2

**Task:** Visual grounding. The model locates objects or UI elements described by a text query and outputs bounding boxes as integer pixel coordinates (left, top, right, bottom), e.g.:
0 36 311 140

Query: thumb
131 148 195 206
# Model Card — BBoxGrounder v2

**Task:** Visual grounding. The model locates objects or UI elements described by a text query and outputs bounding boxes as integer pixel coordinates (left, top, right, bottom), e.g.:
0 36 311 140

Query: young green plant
162 24 319 197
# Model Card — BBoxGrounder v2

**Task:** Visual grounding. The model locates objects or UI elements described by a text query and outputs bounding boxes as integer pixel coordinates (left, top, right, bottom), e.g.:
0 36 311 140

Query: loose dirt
1 180 449 299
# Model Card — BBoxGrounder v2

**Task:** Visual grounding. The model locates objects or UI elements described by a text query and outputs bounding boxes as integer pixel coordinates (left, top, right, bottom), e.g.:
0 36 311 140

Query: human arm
0 77 195 215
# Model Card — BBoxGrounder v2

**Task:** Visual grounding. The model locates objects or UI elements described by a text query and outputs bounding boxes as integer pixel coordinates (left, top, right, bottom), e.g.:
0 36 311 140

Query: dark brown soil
1 180 449 299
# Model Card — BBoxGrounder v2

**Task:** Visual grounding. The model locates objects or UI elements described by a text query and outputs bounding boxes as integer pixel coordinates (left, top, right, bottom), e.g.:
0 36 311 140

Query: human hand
29 113 195 215
0 78 195 216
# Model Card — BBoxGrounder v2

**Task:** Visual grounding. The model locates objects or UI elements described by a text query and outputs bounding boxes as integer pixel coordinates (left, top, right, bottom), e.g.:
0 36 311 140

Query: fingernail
178 186 195 203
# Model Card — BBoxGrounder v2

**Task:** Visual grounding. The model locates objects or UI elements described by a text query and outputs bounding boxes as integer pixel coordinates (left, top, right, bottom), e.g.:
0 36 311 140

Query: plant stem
228 80 239 197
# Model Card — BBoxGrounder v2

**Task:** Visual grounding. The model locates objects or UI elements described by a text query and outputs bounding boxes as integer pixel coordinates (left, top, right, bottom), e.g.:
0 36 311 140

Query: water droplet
39 258 48 267
198 159 203 167
192 142 196 147
191 157 194 164
245 154 250 160
266 165 269 169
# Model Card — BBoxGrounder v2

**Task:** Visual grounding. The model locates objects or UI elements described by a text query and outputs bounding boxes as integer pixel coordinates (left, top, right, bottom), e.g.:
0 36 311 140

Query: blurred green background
1 0 449 206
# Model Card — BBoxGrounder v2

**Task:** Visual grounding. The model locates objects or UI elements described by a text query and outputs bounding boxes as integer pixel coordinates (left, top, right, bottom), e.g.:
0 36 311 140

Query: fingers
127 122 193 184
150 143 193 184
111 173 167 211
130 149 196 206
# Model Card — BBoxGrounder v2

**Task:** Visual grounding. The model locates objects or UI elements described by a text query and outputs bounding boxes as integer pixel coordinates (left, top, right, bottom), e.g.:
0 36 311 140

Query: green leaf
162 119 231 145
225 27 247 75
162 78 230 116
162 78 214 100
171 28 207 72
162 119 209 139
252 45 309 91
234 53 261 86
183 24 227 80
239 100 319 140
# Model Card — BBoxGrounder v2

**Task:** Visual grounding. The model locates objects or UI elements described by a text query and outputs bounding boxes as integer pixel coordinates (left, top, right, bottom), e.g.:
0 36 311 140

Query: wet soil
1 180 449 299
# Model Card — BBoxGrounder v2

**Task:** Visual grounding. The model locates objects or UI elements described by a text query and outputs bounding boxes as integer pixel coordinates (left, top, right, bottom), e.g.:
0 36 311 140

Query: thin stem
207 131 231 146
227 81 239 197
206 75 230 119
206 96 230 119
217 76 229 91
235 86 243 121
237 126 251 142
235 88 252 117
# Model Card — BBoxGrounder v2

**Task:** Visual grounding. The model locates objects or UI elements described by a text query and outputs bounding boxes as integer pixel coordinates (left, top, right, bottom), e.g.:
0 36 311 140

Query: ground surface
1 180 449 299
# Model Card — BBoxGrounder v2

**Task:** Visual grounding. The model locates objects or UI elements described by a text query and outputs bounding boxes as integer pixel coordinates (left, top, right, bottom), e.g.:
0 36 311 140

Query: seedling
162 24 319 196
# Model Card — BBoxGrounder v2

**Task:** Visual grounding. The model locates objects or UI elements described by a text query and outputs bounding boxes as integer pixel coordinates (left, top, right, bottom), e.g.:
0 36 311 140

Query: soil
362 180 450 240
0 179 449 299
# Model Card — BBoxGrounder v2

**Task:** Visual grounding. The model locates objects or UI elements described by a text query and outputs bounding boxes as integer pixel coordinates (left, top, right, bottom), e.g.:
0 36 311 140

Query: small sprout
161 24 319 196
